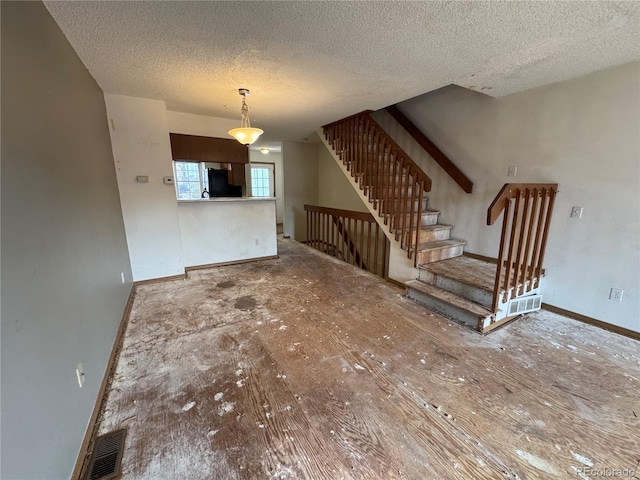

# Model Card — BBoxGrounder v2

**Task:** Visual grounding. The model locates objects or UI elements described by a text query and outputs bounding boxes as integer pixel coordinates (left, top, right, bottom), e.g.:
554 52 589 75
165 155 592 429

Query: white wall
166 110 238 138
105 95 185 281
178 199 277 267
317 145 369 212
250 149 284 224
374 62 640 332
282 141 319 241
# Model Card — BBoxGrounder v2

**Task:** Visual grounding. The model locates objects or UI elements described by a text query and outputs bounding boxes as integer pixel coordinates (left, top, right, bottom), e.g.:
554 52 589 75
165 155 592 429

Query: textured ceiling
44 1 640 144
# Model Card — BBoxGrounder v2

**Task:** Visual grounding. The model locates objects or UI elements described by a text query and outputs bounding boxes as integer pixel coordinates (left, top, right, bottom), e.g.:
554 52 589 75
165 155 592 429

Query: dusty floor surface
98 238 639 479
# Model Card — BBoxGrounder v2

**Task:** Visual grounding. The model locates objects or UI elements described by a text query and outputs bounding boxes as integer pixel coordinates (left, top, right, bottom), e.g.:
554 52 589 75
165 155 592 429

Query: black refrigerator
208 169 242 197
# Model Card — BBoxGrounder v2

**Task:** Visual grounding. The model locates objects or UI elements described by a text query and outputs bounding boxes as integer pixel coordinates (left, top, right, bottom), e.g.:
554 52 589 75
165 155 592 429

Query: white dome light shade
228 127 264 145
228 88 263 145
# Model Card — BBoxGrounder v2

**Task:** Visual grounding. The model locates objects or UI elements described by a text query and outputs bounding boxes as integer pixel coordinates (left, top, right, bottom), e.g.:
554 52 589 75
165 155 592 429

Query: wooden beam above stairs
385 105 474 194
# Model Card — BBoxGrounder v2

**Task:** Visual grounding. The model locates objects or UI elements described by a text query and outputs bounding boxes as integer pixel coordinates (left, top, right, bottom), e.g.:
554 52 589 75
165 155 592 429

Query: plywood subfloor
98 239 640 479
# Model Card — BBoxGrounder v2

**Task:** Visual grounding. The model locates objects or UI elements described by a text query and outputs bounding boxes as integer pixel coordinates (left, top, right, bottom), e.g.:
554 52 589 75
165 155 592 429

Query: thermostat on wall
163 176 174 185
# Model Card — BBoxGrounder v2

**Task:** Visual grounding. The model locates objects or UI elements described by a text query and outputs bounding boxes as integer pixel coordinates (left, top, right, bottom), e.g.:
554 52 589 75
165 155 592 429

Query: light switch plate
163 176 174 185
136 175 149 183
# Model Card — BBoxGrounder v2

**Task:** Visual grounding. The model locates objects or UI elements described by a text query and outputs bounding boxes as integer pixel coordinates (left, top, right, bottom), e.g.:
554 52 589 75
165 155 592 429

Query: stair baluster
304 204 389 278
487 183 558 312
323 111 433 267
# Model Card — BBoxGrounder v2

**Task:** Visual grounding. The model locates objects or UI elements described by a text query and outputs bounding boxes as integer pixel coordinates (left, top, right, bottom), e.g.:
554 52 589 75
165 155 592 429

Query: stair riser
369 195 428 211
409 227 451 244
385 198 429 211
396 214 439 228
406 287 488 329
416 243 464 263
417 272 493 307
386 213 439 229
422 212 440 226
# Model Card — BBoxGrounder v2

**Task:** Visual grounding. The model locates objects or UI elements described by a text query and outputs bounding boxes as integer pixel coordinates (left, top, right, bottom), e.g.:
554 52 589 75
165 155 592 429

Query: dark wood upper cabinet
169 133 249 164
220 163 246 186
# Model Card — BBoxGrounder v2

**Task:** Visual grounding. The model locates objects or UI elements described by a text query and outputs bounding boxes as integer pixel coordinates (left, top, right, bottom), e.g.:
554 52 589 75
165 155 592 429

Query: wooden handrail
322 112 432 266
487 183 558 225
487 183 558 312
305 204 389 278
304 204 375 222
385 105 473 193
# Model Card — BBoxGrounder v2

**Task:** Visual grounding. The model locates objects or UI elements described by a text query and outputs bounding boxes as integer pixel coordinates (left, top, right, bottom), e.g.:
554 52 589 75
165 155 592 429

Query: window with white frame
250 167 270 197
173 161 209 200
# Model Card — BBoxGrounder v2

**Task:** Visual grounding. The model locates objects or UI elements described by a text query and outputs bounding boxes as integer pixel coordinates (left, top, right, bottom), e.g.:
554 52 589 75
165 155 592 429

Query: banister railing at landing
322 112 431 266
487 183 558 312
305 204 389 278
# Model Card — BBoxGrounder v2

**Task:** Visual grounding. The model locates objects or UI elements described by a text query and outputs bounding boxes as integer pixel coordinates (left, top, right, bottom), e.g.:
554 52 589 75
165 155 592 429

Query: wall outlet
76 363 85 388
163 176 174 185
570 206 583 218
121 272 125 284
508 165 517 177
609 288 623 302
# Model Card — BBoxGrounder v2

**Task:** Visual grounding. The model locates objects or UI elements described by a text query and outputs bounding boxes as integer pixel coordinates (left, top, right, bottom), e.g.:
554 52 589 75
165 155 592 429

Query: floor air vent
85 429 126 480
508 294 542 316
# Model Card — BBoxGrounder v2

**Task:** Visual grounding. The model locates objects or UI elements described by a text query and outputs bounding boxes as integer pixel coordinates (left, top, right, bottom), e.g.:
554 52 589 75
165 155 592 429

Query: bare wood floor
98 238 639 479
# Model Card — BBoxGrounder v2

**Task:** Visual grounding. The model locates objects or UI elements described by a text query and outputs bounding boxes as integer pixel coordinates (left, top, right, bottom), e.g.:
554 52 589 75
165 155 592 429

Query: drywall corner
105 94 185 282
282 141 319 241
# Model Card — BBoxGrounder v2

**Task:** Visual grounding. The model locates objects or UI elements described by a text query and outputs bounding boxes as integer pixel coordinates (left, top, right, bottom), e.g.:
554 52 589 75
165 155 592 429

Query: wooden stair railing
322 112 431 266
487 183 558 312
305 204 389 278
385 105 473 193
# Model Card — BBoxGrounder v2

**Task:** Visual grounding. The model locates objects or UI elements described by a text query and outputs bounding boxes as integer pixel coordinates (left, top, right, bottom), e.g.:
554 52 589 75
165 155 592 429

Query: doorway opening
249 163 275 198
249 162 282 233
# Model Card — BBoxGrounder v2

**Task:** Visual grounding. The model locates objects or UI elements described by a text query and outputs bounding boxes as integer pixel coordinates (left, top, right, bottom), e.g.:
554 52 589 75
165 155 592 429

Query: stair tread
405 280 493 317
402 224 452 235
417 255 543 293
416 239 466 251
417 224 451 231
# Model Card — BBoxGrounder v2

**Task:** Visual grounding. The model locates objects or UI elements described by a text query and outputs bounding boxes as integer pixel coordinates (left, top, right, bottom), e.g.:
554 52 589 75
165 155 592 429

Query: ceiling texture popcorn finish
44 1 640 142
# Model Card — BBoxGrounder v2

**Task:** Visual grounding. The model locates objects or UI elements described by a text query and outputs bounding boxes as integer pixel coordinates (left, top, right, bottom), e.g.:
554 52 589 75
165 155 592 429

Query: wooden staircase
407 256 531 333
403 203 466 264
408 184 557 333
321 112 558 333
322 111 466 267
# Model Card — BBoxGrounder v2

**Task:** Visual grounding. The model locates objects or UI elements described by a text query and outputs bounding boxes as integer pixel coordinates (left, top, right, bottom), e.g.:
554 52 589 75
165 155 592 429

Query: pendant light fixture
228 88 263 145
